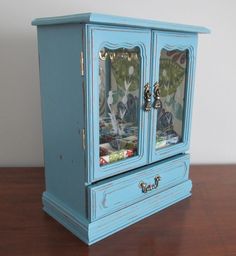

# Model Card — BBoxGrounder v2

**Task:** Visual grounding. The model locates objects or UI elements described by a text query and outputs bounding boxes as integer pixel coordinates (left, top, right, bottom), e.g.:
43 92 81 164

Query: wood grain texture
0 165 236 256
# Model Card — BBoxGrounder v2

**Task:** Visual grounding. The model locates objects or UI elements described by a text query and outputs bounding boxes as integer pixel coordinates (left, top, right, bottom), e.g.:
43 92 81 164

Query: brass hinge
82 128 86 150
80 51 84 76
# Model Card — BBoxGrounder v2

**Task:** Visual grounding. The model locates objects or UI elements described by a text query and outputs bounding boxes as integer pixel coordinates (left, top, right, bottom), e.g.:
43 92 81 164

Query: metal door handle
153 82 161 109
139 175 161 193
144 83 152 111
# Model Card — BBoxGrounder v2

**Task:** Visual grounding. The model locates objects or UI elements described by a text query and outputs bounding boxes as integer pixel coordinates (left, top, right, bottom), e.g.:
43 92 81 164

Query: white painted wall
0 0 235 166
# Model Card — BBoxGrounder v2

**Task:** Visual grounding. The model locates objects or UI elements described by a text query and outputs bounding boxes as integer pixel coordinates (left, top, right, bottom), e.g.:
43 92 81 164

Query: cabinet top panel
32 13 210 34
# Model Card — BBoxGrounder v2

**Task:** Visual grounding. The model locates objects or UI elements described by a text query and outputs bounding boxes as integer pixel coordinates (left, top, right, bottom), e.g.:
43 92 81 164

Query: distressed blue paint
43 177 192 245
33 13 209 245
85 25 151 182
149 31 198 163
37 24 87 217
88 154 190 221
32 12 210 34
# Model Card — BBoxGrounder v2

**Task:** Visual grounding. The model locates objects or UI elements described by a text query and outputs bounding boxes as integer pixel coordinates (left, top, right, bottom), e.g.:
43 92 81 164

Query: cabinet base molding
42 180 192 245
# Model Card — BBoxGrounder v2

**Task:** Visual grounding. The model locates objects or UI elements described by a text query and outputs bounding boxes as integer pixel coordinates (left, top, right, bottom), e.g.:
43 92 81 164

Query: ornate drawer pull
144 83 152 111
139 175 161 193
153 82 161 109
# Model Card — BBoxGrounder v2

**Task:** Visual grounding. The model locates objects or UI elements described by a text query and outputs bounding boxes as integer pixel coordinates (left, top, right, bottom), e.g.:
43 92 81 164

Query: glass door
86 25 151 182
99 47 141 166
150 31 198 162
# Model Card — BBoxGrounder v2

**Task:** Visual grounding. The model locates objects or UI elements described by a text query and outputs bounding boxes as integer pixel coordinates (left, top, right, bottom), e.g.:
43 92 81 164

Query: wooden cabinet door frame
149 31 198 163
85 25 151 183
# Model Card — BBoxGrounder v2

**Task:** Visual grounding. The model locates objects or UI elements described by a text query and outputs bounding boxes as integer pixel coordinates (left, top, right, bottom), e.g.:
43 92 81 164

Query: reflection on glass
99 47 140 166
156 49 188 149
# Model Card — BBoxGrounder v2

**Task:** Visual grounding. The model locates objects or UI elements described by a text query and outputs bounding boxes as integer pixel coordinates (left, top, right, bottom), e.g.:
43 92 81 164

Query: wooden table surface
0 165 236 256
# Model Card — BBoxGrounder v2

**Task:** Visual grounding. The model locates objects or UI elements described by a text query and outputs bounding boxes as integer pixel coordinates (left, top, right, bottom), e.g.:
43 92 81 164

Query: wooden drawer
88 154 190 221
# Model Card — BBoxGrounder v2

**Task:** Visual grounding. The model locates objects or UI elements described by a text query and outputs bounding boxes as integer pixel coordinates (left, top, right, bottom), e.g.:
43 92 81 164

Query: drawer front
88 154 190 221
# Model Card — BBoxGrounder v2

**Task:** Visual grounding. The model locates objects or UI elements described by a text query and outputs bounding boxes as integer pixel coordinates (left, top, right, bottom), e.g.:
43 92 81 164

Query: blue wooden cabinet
32 13 209 245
